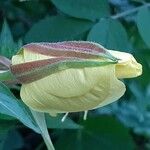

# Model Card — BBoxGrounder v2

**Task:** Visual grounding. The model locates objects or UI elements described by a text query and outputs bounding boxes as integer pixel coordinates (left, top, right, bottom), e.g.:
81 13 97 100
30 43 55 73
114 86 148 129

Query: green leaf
0 82 40 133
87 19 129 51
24 15 94 43
0 20 22 58
51 0 110 21
0 20 14 48
134 50 150 86
55 116 135 150
0 113 15 120
0 20 15 58
0 82 17 98
128 25 148 51
137 7 150 48
46 114 82 129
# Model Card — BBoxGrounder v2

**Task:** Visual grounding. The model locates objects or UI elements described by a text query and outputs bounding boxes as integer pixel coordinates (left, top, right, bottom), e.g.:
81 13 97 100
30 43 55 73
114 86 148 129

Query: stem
111 3 150 19
31 110 55 150
0 56 11 69
42 134 55 150
0 70 15 81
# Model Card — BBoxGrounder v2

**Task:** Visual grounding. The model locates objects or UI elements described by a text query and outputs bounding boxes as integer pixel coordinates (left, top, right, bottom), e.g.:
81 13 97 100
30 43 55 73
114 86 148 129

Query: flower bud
10 41 142 116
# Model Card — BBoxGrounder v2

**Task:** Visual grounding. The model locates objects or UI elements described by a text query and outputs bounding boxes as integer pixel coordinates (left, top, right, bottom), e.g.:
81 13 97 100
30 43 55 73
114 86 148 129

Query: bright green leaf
87 19 129 51
51 0 110 21
24 15 94 43
137 7 150 48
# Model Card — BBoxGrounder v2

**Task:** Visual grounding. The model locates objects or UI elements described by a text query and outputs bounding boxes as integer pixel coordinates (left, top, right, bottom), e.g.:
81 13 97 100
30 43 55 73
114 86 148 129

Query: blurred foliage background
0 0 150 149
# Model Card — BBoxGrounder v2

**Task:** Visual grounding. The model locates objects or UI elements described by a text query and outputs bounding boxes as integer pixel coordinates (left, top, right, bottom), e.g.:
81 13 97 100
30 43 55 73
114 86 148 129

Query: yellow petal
108 50 142 79
20 65 125 115
11 50 25 65
23 47 52 62
11 47 52 65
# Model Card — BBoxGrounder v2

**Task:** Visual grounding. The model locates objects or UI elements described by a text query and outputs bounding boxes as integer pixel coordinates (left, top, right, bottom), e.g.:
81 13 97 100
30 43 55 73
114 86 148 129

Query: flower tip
134 62 142 77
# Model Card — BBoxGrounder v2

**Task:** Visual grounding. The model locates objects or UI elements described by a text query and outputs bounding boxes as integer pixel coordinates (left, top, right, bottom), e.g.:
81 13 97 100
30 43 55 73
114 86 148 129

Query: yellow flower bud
10 41 142 116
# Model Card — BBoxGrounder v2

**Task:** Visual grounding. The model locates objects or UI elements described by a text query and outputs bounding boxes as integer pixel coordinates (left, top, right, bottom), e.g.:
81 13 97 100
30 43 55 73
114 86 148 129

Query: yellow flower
10 41 142 116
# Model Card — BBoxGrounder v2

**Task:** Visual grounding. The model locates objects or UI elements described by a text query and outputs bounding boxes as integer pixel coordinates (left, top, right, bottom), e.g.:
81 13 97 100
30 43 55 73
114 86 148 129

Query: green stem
31 110 55 150
42 134 55 150
0 70 15 81
111 3 150 19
